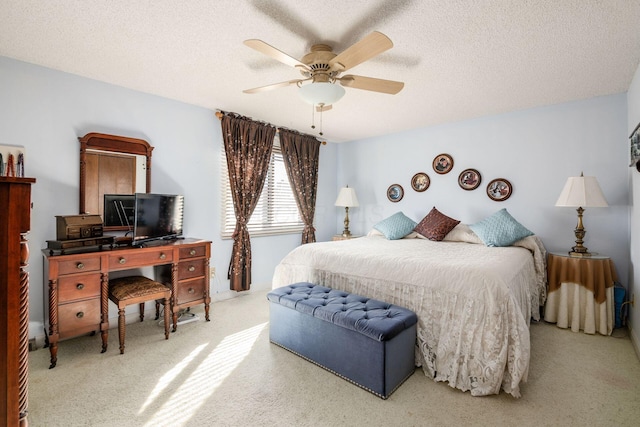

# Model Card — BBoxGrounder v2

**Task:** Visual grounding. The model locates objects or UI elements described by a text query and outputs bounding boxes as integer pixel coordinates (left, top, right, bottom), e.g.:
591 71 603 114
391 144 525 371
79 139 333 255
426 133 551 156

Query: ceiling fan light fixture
298 82 345 106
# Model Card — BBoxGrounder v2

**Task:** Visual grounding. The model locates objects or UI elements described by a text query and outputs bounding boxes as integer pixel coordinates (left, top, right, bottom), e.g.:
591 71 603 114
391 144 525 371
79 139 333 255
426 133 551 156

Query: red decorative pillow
414 207 460 241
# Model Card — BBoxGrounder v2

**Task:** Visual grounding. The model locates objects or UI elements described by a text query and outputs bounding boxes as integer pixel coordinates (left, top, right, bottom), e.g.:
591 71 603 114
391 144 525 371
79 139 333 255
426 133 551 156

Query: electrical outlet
209 267 216 280
631 293 636 307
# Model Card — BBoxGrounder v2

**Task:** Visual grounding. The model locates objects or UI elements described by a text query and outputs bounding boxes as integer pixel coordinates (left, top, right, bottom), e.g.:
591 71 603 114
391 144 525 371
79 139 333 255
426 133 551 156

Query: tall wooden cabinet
0 177 35 427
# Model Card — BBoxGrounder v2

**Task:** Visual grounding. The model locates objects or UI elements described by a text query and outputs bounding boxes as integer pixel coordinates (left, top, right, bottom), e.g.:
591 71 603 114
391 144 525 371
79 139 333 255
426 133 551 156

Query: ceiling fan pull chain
311 105 316 130
319 106 323 136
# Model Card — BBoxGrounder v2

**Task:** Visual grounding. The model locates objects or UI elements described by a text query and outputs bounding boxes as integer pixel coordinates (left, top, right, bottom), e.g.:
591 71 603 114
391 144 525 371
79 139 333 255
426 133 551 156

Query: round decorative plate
458 168 481 191
411 172 430 192
486 178 512 201
432 153 454 174
387 184 404 202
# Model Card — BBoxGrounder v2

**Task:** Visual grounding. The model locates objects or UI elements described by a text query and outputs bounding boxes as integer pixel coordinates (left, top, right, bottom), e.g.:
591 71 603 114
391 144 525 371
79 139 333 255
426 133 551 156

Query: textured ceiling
1 0 640 142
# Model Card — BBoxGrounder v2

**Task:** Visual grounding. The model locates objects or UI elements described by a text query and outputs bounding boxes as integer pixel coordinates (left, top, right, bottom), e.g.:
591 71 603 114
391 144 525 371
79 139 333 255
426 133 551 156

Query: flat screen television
132 193 184 246
103 194 136 229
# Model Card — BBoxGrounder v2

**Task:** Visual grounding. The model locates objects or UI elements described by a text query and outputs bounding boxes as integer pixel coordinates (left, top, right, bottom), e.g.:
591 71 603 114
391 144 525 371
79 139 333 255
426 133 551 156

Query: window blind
220 137 304 239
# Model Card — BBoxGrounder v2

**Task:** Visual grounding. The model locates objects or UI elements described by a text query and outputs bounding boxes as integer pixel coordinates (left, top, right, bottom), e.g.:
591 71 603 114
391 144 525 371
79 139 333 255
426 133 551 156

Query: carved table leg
100 273 109 353
204 257 211 321
163 298 170 340
48 343 58 370
118 308 126 354
48 279 59 369
171 262 178 332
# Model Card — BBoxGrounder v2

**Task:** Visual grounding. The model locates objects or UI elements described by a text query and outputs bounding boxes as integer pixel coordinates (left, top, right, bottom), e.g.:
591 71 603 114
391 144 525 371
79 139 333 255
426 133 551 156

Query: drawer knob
76 283 85 290
76 312 84 319
119 257 126 264
76 263 85 270
188 265 195 272
188 288 195 294
189 249 196 256
159 253 166 260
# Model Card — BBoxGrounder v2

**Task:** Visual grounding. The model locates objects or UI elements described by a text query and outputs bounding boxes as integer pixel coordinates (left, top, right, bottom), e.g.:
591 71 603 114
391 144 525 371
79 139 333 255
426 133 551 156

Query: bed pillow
367 228 420 239
414 207 460 241
442 223 483 244
469 208 533 247
373 212 417 240
367 228 384 237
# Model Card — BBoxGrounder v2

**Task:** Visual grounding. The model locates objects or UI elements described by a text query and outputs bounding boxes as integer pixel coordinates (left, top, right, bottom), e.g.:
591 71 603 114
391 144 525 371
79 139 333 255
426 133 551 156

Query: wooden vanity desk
43 238 211 368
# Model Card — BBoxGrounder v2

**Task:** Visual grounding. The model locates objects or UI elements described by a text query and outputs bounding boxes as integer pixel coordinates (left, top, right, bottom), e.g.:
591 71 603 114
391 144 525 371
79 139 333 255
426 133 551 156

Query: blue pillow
469 209 533 247
373 212 417 240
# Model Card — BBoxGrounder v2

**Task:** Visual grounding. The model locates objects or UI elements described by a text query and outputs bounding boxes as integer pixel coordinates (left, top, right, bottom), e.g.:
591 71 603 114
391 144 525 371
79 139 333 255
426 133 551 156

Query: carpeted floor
28 290 640 427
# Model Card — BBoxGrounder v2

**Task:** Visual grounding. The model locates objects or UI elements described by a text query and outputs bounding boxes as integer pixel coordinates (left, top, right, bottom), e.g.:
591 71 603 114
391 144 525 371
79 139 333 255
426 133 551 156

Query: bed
272 225 547 397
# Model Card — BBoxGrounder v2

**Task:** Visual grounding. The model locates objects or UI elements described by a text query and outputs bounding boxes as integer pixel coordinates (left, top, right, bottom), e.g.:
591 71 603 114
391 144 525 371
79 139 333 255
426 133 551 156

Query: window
221 136 304 238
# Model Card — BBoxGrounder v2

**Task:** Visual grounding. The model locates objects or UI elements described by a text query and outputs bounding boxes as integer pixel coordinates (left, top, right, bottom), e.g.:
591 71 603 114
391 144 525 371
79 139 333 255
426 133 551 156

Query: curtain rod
215 111 326 145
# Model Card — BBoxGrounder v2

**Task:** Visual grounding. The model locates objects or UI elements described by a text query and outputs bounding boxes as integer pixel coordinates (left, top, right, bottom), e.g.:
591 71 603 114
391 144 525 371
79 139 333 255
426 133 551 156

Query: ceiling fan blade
244 39 309 70
329 31 393 72
243 79 302 94
339 75 404 95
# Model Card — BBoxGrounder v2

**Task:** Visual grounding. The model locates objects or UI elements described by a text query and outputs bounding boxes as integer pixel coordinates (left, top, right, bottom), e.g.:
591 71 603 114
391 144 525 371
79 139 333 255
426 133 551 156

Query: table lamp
555 172 608 257
335 186 359 237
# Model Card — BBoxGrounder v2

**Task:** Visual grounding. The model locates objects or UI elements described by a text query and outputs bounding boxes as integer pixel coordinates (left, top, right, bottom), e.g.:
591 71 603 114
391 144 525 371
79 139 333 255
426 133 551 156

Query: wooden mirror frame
79 132 153 223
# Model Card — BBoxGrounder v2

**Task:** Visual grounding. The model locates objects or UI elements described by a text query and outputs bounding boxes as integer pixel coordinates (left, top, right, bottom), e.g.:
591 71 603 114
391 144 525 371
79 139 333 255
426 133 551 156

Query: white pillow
367 229 384 237
442 224 483 244
368 229 419 239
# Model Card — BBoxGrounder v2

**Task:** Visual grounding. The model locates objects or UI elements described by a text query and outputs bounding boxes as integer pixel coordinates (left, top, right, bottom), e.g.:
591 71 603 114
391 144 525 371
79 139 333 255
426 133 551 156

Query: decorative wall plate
387 184 404 202
411 172 430 192
630 120 640 168
458 168 481 190
486 178 512 201
432 153 453 174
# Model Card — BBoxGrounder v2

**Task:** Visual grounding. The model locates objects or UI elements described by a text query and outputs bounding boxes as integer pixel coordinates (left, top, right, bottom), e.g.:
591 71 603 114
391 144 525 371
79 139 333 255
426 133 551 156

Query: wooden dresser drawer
179 245 207 259
177 278 206 304
109 250 173 269
178 258 206 280
57 257 101 275
58 299 101 335
58 273 101 303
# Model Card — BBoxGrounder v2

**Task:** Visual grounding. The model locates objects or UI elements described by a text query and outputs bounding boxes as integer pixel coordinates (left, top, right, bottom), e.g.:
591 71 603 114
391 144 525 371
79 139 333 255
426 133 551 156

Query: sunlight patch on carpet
142 322 267 426
138 343 208 414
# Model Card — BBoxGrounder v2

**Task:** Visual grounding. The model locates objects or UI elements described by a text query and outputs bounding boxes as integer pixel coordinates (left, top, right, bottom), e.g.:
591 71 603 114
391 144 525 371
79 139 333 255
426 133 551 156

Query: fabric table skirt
544 283 614 335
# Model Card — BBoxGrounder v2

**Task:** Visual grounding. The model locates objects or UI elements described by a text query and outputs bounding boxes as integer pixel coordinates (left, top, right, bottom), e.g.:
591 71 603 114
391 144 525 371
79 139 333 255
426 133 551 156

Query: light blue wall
627 61 640 351
337 94 630 291
0 56 337 334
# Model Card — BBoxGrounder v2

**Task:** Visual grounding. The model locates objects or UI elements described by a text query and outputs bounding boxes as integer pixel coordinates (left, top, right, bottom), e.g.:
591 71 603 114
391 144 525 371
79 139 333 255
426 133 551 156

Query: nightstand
544 251 617 335
332 234 361 241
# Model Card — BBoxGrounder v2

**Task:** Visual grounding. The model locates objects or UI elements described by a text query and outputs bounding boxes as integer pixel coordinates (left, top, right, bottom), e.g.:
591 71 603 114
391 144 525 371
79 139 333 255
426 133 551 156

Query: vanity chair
108 276 171 354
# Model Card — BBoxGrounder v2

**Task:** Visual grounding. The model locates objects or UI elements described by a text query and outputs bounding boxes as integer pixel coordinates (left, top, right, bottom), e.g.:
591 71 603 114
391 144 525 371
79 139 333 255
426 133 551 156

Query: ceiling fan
243 31 404 111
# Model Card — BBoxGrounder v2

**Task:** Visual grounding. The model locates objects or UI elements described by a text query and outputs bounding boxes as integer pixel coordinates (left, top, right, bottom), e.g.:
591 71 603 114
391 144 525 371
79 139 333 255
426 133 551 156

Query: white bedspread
272 235 547 397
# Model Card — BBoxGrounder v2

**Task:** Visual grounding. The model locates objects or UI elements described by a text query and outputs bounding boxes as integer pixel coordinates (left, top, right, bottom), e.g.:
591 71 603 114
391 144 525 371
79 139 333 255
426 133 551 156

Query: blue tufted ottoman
267 282 417 399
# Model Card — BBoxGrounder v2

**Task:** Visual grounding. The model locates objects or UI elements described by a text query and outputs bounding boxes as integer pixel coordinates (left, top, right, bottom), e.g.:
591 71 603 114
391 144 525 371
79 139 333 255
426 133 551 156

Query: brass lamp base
341 207 352 237
568 206 591 257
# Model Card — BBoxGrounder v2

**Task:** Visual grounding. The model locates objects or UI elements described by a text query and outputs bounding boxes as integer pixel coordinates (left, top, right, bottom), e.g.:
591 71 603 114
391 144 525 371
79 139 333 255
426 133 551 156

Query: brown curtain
279 129 321 244
221 112 276 291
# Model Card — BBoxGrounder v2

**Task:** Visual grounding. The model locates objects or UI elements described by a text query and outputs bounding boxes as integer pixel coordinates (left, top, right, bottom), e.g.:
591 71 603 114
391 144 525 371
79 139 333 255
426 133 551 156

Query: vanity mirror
79 132 153 231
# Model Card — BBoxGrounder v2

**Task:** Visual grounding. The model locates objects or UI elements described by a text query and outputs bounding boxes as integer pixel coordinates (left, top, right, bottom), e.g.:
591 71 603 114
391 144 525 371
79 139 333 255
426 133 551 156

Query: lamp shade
555 174 608 208
335 187 359 207
299 82 346 106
